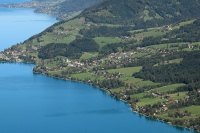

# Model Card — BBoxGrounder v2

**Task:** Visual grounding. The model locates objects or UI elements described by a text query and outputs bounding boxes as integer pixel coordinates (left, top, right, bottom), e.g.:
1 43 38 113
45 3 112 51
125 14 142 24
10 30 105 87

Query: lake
0 0 57 51
0 1 198 133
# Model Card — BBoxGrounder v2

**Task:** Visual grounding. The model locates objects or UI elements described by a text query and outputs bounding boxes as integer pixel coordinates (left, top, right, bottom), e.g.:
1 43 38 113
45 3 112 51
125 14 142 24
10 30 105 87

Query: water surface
0 6 57 51
0 0 29 4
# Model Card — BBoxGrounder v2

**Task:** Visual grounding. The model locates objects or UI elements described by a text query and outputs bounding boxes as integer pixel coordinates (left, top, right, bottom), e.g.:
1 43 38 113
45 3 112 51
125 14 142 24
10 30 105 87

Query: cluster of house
0 50 26 62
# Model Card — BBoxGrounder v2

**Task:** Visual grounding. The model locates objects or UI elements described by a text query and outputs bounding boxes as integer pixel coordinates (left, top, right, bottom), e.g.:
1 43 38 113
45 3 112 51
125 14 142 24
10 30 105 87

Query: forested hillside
33 0 103 19
56 0 103 13
81 0 200 28
141 19 200 46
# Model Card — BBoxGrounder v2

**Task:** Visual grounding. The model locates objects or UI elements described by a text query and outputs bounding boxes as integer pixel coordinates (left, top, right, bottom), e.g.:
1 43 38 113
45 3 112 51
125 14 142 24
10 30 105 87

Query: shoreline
32 65 199 133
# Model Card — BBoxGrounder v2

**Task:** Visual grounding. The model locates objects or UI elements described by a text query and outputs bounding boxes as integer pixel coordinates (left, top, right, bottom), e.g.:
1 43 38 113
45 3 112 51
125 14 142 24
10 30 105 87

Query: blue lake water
0 1 199 133
0 6 57 51
0 0 29 4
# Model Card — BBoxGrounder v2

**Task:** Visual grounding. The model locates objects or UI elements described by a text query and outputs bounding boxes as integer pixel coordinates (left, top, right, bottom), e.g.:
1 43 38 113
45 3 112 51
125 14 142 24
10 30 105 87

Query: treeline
38 38 99 59
133 50 200 88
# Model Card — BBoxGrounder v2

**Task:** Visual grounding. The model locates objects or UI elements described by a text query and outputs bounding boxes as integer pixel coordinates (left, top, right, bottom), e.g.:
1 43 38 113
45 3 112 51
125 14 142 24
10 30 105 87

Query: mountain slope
80 0 200 27
33 0 103 19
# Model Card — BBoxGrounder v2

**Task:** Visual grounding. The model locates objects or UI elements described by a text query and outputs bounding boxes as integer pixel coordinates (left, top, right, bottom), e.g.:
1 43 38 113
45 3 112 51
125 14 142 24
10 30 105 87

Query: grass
80 52 98 60
172 19 195 30
180 106 200 116
154 58 183 66
154 84 185 92
135 80 159 87
157 113 175 120
143 10 153 21
131 52 149 58
146 42 200 52
168 92 187 100
45 61 58 68
58 18 85 28
105 66 159 87
130 92 148 98
110 87 123 93
94 37 121 48
71 72 94 80
48 70 62 75
169 58 182 64
106 66 142 76
137 97 165 106
120 77 142 84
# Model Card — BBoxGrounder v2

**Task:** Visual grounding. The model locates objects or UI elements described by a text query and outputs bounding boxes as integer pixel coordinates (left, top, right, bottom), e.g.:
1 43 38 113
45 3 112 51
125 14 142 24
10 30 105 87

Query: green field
137 97 165 106
105 66 158 87
154 58 183 67
180 106 200 116
106 66 142 76
154 84 185 92
71 72 94 80
168 92 187 100
131 52 149 58
94 37 121 48
80 52 98 60
130 92 148 98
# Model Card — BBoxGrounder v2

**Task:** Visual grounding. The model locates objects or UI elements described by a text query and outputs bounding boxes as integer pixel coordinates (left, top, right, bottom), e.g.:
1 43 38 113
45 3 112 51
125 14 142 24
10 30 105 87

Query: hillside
81 0 200 28
0 0 103 20
1 0 200 131
33 0 103 19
